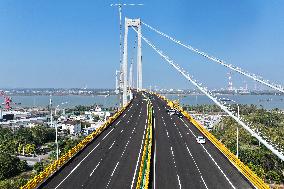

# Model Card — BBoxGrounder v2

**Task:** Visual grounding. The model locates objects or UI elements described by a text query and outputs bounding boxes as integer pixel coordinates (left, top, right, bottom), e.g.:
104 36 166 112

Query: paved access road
149 93 253 189
40 92 148 189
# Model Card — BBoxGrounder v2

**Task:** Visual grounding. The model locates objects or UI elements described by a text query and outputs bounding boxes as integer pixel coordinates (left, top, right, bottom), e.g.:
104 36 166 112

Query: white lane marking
105 110 141 189
175 124 183 139
131 127 136 134
105 161 120 189
55 142 101 189
90 161 101 176
170 146 177 168
185 144 208 189
102 128 114 140
181 118 236 189
109 141 116 150
170 146 181 188
115 120 121 126
123 114 126 118
181 119 196 138
177 174 182 189
121 129 124 133
200 144 236 189
131 108 148 189
166 129 170 138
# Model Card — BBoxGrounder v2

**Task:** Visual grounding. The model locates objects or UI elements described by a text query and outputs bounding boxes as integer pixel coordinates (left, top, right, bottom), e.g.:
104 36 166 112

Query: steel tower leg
122 18 129 106
137 19 142 91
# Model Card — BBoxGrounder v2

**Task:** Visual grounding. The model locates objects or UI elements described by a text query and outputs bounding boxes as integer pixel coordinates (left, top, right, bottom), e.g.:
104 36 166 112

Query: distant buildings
0 104 111 137
59 121 81 135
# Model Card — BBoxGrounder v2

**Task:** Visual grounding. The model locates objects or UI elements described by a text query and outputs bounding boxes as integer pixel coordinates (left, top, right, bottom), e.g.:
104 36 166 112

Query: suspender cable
132 26 284 161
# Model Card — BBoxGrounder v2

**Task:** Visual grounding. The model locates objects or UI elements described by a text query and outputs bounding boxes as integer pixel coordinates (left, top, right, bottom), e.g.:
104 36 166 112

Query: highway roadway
40 92 148 189
40 91 255 189
148 93 253 189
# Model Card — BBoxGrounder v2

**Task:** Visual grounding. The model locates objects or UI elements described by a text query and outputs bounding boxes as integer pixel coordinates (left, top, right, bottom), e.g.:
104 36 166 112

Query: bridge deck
150 93 253 189
40 93 147 189
39 92 254 189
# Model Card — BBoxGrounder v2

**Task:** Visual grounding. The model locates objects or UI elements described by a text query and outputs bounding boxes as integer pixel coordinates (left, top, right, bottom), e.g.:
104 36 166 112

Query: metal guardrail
136 101 153 189
21 102 132 189
154 93 270 189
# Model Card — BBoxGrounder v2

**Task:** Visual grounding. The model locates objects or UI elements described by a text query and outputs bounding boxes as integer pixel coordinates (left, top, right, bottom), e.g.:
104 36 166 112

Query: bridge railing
136 100 153 189
21 101 132 189
154 93 270 189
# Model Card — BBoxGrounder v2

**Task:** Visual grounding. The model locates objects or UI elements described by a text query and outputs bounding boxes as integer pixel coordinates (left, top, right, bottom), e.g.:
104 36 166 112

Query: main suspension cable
141 21 284 94
132 26 284 161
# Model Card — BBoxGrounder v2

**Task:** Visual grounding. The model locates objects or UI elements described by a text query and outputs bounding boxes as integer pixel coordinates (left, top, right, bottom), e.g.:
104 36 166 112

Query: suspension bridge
21 14 284 189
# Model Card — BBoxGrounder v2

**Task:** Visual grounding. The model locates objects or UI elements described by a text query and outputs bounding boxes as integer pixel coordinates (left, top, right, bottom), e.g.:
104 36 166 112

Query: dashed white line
105 162 120 189
166 130 170 138
181 118 236 189
55 142 101 189
90 161 101 176
115 120 121 126
185 144 208 189
109 141 116 150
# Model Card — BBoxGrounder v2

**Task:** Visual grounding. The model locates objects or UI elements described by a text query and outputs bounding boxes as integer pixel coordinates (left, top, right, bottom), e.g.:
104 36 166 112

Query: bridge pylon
122 17 142 106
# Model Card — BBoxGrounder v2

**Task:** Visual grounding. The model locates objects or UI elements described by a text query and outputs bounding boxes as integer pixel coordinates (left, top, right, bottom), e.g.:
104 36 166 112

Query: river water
166 94 284 110
9 94 284 110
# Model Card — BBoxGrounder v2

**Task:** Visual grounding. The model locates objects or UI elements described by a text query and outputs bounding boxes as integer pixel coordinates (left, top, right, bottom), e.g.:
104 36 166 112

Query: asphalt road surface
40 92 254 189
149 93 253 189
40 92 148 189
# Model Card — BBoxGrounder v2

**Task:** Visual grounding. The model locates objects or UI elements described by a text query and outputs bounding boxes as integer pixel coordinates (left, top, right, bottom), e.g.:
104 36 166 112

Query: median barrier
136 101 153 189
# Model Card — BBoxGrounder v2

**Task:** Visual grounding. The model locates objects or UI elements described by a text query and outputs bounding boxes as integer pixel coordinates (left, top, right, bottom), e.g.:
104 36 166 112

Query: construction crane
0 91 12 110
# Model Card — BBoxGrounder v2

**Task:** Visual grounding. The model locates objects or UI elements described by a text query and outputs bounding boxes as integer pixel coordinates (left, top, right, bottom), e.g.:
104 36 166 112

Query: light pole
50 95 59 160
237 104 239 158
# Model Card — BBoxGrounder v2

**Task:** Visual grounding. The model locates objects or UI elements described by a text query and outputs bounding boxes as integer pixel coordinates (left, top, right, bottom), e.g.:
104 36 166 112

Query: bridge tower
122 18 142 106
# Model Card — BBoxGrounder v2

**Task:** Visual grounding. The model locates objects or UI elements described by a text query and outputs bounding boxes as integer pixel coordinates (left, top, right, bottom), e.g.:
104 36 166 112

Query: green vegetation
184 104 284 185
0 126 56 156
0 125 56 188
0 152 28 180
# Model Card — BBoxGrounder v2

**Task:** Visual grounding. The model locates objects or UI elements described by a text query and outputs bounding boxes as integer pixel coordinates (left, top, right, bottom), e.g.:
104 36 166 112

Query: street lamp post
237 105 239 158
50 95 59 160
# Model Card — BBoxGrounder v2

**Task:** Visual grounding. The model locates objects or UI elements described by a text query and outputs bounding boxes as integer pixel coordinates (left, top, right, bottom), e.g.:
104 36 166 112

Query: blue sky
0 0 283 89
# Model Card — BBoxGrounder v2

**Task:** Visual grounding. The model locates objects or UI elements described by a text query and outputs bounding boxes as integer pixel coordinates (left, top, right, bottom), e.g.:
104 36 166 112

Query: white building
60 121 81 135
83 121 104 135
84 106 111 120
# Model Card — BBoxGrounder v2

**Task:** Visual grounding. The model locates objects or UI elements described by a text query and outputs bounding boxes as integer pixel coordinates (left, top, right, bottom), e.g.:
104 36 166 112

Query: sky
0 0 283 89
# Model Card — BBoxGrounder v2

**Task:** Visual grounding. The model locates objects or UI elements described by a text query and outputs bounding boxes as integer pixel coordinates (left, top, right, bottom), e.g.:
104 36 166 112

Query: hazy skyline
0 0 283 89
